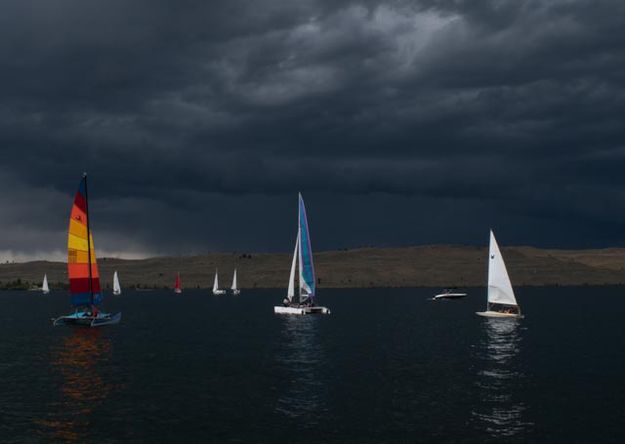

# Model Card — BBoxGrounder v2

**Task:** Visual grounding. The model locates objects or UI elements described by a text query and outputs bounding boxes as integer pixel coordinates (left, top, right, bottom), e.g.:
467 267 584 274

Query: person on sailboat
282 298 291 307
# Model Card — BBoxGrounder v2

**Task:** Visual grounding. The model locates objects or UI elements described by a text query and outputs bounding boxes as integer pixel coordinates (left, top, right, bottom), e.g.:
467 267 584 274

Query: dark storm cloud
0 0 624 258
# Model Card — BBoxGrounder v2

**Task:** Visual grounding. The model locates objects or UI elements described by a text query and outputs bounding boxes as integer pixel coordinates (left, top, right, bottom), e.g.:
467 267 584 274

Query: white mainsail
231 269 238 291
487 230 518 307
42 274 49 294
113 271 121 295
213 269 219 293
287 231 300 302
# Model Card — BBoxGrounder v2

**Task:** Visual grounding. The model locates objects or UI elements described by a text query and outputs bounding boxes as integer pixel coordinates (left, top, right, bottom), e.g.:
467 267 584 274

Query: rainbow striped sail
67 174 102 306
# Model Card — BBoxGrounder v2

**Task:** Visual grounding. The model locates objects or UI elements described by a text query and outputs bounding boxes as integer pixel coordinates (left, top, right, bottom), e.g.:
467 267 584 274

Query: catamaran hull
433 293 467 300
304 306 330 314
274 306 305 315
212 290 226 295
274 306 330 315
231 290 240 295
476 311 523 319
53 312 122 327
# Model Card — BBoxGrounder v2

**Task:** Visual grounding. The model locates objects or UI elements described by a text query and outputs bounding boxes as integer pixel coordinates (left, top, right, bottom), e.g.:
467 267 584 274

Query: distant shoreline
2 245 625 289
2 284 625 292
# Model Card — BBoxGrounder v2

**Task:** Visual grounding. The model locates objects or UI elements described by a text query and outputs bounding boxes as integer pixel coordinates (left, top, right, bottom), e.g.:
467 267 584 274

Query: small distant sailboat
231 268 240 295
433 288 467 300
174 272 182 294
53 173 122 327
113 271 121 295
42 274 50 294
212 269 226 295
476 230 523 319
274 193 330 315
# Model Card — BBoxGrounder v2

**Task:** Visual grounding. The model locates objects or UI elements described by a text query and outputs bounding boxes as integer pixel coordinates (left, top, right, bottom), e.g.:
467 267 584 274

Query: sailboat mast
83 172 94 306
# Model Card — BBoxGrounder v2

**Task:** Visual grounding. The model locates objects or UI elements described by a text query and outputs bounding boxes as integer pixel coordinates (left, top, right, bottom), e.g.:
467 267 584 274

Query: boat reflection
275 316 327 422
472 318 532 438
38 329 113 441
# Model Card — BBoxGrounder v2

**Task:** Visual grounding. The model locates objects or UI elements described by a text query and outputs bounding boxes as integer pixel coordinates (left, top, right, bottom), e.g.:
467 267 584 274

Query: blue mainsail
298 193 316 302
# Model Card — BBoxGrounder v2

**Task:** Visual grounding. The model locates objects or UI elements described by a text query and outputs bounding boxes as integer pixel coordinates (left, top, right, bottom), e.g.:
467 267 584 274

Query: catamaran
231 268 240 295
174 272 182 294
212 269 226 295
476 230 523 318
274 193 330 315
53 173 122 327
113 271 121 295
42 274 50 294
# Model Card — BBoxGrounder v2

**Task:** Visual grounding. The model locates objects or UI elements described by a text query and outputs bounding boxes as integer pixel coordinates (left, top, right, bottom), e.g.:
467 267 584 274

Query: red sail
174 273 182 293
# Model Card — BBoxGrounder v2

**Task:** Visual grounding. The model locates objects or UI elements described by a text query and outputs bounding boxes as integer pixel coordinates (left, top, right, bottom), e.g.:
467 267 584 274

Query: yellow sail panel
69 218 87 239
68 233 88 252
68 249 97 264
89 234 96 257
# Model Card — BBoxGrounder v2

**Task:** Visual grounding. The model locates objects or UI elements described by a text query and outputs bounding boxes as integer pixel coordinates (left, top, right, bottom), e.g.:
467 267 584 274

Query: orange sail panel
67 177 102 306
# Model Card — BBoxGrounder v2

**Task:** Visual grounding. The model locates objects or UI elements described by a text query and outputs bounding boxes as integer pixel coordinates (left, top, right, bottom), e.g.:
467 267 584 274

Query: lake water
0 287 623 443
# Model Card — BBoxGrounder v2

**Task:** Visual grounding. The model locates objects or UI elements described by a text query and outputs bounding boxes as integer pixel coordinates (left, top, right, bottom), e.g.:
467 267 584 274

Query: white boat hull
433 293 467 300
232 289 240 295
476 310 523 319
274 306 331 315
274 306 306 315
213 290 226 295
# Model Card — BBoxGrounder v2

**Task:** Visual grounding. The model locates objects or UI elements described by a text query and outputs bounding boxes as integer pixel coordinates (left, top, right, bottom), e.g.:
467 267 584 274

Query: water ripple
35 329 114 442
275 316 327 422
471 318 533 439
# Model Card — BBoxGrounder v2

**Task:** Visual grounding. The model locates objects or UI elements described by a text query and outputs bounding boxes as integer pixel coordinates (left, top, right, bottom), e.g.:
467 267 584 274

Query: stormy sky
1 0 624 260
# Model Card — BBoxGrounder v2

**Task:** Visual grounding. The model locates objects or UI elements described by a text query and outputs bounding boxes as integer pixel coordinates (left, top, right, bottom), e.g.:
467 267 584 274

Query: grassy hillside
2 245 625 290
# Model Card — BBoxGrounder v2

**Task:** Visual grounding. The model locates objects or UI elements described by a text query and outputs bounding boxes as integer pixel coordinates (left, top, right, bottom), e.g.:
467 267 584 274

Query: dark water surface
0 287 624 443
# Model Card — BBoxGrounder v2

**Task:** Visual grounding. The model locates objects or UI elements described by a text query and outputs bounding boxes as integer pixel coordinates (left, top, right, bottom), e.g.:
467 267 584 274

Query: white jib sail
287 231 300 302
487 230 518 307
113 271 121 295
213 270 219 292
42 274 49 293
231 269 238 291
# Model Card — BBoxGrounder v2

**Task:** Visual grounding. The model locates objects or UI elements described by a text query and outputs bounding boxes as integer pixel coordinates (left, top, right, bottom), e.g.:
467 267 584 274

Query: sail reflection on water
37 329 113 441
275 316 327 422
472 319 532 438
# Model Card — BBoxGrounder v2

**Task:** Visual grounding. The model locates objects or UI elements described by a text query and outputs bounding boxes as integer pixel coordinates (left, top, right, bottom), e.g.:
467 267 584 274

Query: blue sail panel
71 291 103 306
298 193 316 299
